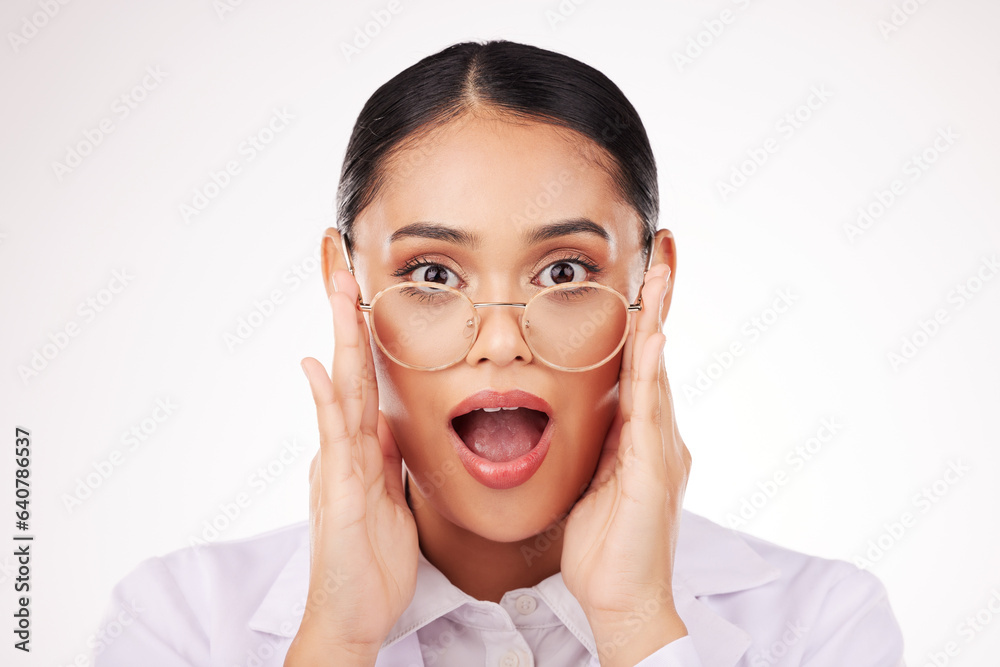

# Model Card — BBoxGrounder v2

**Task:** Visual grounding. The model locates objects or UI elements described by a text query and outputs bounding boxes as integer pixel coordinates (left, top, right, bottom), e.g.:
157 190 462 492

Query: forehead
355 113 639 256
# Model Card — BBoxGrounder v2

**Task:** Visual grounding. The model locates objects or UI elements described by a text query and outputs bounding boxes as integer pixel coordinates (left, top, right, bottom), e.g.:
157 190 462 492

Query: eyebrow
523 218 611 245
388 218 611 248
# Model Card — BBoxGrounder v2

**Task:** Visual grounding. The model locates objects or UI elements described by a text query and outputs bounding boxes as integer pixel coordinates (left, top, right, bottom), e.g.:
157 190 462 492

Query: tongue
452 408 548 463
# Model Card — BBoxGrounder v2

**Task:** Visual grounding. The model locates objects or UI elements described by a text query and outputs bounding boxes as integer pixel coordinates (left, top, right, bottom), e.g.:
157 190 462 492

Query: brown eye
540 261 586 287
410 263 458 287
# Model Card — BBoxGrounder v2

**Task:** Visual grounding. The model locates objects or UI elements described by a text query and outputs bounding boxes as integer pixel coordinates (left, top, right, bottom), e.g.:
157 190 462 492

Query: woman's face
328 112 655 542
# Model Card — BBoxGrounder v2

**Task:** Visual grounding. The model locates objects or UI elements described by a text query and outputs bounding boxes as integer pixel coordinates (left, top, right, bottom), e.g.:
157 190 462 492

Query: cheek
549 361 622 471
370 345 446 463
577 353 623 422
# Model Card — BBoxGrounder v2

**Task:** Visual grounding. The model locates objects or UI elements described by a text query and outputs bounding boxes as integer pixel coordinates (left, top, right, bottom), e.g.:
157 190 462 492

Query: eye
537 260 591 287
404 262 461 289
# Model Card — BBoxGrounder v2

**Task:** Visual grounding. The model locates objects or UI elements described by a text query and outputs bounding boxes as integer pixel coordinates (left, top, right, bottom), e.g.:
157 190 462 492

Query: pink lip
447 389 554 490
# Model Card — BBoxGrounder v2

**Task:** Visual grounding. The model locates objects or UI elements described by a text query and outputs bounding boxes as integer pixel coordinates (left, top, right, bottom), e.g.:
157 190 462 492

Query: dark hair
336 39 658 264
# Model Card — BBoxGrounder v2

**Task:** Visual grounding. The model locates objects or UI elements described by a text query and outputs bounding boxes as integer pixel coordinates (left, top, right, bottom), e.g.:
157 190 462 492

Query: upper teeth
481 407 519 412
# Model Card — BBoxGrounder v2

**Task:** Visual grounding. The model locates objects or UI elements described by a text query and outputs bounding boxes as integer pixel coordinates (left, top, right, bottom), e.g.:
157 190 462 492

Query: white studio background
1 0 998 665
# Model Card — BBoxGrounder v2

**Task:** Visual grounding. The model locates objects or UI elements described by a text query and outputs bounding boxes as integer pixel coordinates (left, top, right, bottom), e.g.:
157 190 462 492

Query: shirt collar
249 509 780 667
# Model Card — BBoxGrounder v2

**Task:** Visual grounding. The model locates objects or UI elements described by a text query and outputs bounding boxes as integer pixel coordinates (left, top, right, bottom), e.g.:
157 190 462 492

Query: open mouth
451 407 550 463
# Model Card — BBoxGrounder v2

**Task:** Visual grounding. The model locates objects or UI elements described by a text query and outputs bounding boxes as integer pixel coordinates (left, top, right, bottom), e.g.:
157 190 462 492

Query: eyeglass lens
369 283 628 370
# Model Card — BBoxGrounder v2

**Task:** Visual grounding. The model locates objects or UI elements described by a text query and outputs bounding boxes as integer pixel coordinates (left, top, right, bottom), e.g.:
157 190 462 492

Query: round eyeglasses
341 238 653 372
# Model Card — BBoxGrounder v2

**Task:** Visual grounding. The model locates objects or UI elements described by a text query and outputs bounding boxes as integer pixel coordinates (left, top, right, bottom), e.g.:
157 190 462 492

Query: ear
321 227 351 299
650 228 677 326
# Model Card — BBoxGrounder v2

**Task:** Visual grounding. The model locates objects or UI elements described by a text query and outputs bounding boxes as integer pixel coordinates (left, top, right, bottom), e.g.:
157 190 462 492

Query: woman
95 40 905 666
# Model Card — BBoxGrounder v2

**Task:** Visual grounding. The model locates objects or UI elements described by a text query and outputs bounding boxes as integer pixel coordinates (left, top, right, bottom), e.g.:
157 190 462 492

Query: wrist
590 607 687 667
284 624 381 667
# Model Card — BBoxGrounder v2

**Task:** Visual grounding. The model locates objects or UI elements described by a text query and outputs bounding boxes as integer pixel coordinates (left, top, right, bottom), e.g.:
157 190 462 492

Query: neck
405 473 563 603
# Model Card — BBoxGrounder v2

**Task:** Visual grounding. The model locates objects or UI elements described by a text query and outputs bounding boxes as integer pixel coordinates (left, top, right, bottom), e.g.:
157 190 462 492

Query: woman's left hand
560 262 692 666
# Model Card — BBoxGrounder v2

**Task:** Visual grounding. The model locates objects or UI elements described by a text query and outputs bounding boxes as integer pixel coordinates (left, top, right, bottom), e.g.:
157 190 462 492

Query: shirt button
500 650 520 667
514 594 537 615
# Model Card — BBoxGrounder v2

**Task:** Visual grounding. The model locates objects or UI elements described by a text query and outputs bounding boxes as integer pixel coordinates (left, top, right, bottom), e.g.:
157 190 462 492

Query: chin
450 469 583 544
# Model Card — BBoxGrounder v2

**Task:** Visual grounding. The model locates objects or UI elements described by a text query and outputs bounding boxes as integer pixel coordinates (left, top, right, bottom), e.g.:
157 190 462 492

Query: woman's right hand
284 268 419 666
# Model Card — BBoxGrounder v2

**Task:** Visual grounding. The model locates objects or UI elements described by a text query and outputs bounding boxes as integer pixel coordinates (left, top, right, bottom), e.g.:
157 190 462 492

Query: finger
337 266 377 435
301 356 352 488
358 290 381 440
656 264 671 332
619 264 669 428
631 269 669 407
618 306 638 420
628 332 668 476
658 355 688 481
335 269 389 490
634 265 669 353
331 271 364 438
308 451 320 521
646 266 683 475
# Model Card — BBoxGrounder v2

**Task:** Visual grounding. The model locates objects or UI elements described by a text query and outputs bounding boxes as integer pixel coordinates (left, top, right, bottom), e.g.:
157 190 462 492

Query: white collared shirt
93 510 905 666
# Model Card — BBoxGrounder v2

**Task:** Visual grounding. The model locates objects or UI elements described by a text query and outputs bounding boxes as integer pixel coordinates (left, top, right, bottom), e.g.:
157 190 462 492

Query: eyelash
391 253 604 284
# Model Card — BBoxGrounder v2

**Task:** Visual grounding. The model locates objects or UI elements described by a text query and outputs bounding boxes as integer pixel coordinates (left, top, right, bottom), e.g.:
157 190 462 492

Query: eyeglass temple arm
339 235 369 308
629 237 657 310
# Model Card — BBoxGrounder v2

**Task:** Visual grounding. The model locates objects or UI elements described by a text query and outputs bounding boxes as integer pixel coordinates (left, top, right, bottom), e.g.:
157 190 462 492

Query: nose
463 302 534 368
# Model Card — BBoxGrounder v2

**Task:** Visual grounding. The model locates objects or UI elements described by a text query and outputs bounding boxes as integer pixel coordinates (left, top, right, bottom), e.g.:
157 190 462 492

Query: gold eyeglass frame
341 236 654 372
